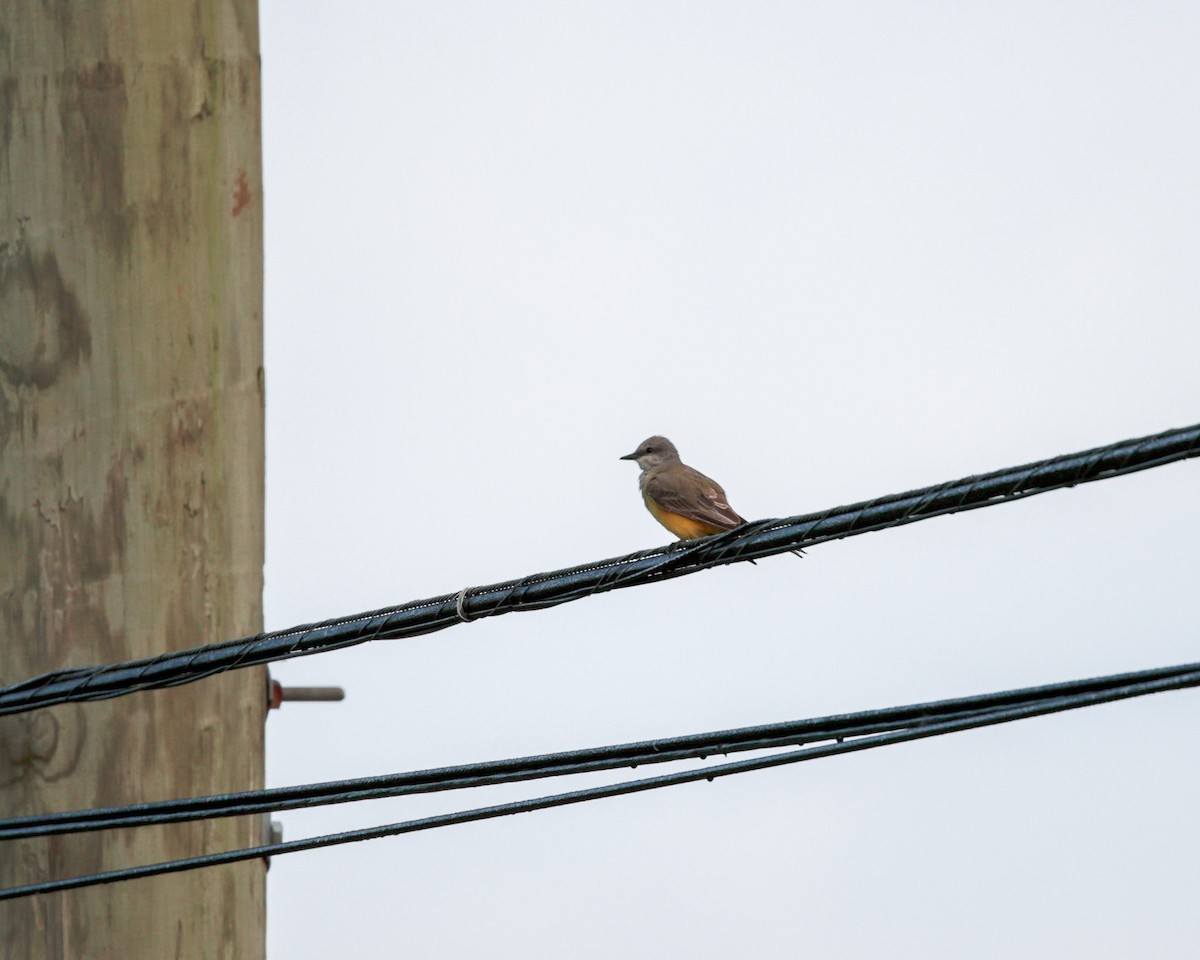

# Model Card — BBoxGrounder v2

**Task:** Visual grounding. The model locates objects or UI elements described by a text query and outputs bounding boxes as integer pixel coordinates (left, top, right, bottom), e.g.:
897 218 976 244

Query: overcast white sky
258 3 1199 957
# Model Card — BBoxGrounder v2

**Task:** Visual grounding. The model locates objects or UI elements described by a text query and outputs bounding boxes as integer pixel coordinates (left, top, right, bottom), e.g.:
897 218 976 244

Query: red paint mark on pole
232 170 252 217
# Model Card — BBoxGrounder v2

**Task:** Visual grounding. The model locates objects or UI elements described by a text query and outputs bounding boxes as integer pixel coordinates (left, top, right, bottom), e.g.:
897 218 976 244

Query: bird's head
620 435 680 470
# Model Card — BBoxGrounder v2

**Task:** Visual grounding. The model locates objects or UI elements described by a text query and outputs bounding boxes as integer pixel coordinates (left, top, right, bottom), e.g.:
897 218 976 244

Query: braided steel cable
2 661 1197 900
1 422 1197 716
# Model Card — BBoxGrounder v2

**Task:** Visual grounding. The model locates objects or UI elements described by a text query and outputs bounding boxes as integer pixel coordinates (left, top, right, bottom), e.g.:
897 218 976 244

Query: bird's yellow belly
644 497 726 540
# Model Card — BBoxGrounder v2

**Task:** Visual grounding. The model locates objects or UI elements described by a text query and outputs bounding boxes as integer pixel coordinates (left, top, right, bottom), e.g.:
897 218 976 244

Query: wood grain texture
0 2 266 956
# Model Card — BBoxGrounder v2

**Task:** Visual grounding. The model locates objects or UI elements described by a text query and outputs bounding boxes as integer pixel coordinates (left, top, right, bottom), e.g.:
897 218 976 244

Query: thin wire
1 421 1197 717
2 663 1195 901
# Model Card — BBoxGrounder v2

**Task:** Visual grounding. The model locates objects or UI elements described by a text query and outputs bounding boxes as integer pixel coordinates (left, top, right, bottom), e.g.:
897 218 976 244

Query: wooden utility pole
0 3 266 957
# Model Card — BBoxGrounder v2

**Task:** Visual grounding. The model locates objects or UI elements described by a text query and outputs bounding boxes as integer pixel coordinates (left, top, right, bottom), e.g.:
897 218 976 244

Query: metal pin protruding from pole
267 678 345 710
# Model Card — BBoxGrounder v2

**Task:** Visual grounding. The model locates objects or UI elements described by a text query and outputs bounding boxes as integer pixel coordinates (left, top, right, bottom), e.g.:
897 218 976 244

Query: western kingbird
620 435 746 540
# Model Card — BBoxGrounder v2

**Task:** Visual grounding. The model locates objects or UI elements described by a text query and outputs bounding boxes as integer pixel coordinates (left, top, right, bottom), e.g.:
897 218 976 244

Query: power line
1 421 1196 718
2 659 1196 901
2 659 1197 841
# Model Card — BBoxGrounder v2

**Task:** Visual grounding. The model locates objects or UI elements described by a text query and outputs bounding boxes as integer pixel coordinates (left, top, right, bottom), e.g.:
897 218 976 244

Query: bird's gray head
620 435 680 471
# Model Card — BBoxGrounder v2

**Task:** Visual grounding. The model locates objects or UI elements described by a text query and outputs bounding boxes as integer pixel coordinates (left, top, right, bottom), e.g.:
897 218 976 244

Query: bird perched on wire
620 435 747 540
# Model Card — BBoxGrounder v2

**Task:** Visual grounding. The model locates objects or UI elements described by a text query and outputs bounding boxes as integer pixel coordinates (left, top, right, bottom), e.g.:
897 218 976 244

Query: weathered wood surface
0 3 266 957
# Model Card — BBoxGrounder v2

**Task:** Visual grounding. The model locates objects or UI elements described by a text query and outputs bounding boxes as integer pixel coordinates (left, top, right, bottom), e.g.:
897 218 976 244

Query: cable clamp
454 588 476 623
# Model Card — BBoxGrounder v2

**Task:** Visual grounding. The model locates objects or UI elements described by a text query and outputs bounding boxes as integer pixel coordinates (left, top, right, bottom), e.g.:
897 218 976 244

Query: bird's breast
643 496 727 540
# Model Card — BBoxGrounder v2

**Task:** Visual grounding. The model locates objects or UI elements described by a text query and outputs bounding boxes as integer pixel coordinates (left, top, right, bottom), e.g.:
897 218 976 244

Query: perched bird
620 435 746 540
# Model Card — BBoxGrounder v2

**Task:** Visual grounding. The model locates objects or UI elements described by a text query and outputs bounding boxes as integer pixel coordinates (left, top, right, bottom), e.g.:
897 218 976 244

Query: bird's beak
619 451 639 461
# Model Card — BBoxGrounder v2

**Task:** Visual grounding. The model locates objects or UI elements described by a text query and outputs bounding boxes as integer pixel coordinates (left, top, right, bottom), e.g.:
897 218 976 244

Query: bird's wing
644 466 746 530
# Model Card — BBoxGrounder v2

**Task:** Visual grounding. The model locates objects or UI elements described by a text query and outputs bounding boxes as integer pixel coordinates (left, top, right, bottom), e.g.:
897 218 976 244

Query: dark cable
3 659 1198 840
2 661 1196 901
1 422 1197 717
